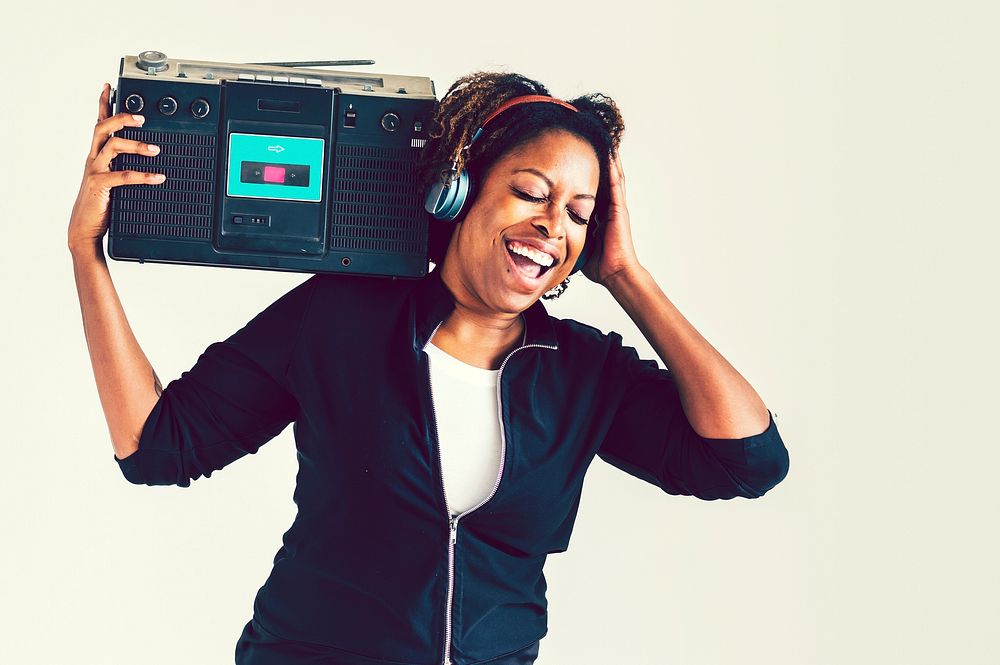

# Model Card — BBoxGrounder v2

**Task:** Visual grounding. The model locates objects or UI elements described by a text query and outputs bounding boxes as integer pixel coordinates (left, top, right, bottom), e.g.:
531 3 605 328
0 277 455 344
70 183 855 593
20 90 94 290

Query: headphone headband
466 95 579 148
478 94 578 131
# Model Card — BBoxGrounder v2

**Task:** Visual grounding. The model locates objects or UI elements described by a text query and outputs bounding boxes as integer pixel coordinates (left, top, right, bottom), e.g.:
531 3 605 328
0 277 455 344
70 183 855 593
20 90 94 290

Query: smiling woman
442 129 600 313
414 71 625 301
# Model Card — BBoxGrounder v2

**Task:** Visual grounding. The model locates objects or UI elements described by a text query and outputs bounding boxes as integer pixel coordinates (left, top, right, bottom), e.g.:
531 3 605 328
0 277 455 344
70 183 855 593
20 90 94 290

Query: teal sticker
226 133 324 202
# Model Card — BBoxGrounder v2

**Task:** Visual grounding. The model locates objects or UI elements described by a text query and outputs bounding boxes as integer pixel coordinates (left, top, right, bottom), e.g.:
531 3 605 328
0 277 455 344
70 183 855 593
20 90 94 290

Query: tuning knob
136 50 169 73
190 98 211 119
124 94 144 113
380 112 400 132
157 96 178 116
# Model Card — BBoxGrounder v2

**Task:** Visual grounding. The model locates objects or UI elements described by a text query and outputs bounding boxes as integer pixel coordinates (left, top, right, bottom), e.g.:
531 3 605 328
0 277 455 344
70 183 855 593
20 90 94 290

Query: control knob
190 98 211 119
157 97 178 116
380 112 400 132
136 50 169 73
124 94 144 113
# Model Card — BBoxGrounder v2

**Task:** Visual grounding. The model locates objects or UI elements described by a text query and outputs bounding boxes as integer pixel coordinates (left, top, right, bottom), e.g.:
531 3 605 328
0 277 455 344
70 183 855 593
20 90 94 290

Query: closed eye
511 187 590 225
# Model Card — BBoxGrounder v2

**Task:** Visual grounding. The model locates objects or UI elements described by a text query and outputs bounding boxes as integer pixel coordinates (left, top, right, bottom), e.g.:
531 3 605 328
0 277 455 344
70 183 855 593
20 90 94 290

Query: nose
532 200 568 239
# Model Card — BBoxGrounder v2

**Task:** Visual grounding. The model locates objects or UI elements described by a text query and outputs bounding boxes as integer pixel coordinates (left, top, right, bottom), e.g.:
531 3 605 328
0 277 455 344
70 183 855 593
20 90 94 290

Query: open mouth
505 240 555 280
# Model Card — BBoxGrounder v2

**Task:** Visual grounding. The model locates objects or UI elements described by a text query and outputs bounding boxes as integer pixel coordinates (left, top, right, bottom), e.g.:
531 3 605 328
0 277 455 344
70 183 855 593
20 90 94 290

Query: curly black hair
414 71 625 297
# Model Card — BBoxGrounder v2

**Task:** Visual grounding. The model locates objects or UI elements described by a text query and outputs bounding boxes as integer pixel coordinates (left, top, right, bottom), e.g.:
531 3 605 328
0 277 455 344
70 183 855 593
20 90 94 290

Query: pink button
263 166 286 183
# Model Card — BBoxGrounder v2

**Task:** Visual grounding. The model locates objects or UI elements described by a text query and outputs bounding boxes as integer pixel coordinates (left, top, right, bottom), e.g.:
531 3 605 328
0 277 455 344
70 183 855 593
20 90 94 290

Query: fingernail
132 115 145 123
148 144 160 153
152 174 166 182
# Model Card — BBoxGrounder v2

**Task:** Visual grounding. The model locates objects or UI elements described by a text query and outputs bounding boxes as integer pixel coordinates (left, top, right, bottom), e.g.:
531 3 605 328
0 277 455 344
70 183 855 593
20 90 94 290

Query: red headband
469 95 579 144
479 94 578 128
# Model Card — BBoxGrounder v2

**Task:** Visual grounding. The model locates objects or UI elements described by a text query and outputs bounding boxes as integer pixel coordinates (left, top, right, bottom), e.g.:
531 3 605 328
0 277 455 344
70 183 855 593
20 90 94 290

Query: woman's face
441 129 600 315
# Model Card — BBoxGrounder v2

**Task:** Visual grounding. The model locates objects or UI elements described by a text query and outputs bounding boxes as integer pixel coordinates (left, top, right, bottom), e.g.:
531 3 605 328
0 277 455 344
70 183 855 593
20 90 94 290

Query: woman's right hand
67 83 166 252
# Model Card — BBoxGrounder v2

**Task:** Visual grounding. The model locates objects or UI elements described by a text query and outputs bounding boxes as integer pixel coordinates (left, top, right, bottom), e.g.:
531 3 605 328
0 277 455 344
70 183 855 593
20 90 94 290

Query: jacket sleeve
113 276 318 487
595 332 790 500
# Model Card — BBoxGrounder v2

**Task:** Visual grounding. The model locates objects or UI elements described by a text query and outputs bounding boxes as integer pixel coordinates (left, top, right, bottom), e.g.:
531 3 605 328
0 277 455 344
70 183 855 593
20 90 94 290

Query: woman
69 71 789 665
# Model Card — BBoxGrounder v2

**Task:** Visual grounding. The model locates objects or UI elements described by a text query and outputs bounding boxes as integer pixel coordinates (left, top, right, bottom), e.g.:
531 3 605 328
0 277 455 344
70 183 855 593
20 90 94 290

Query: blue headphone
423 95 601 275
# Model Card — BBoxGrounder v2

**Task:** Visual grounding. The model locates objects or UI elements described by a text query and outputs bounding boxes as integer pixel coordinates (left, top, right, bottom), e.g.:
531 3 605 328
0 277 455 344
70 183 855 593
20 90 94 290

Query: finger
92 169 166 190
613 147 624 182
90 112 146 161
97 83 111 123
612 148 625 198
608 151 625 195
91 136 160 173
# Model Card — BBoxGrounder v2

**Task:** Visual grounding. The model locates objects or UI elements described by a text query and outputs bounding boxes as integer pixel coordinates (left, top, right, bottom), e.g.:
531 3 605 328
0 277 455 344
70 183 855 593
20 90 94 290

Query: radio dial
380 112 400 132
124 94 144 113
190 98 211 119
158 97 178 116
136 50 169 73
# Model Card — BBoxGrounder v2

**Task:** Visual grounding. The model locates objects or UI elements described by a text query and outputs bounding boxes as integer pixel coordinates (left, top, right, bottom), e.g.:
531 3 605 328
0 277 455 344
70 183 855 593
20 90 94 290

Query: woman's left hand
581 147 643 286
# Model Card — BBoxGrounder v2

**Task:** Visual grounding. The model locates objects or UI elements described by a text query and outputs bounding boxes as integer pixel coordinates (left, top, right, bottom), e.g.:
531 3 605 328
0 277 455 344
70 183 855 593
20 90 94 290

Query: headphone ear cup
424 165 472 221
423 174 450 217
451 171 476 223
571 222 600 274
571 244 587 274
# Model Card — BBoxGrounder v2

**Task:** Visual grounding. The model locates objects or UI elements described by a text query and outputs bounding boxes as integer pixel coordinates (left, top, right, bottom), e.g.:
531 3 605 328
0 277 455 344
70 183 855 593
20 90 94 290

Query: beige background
2 1 997 663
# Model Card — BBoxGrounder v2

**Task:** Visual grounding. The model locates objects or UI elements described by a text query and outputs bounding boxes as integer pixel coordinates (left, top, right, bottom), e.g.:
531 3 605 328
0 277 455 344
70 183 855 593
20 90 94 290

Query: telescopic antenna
246 59 376 67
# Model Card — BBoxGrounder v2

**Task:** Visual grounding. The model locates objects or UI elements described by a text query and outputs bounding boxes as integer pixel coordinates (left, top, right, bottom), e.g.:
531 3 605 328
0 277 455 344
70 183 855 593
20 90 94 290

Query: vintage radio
108 50 437 278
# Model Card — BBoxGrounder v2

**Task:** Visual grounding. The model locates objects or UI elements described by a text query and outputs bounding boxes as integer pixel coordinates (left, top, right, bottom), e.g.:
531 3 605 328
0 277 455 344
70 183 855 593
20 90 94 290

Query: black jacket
115 265 790 664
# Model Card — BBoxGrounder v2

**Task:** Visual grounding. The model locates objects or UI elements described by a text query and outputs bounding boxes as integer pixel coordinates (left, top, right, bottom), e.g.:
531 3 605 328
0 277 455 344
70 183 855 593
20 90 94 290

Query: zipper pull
449 516 458 544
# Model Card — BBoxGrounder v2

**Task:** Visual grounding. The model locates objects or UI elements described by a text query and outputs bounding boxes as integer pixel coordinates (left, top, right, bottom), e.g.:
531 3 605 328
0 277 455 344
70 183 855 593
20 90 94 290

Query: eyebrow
510 168 595 200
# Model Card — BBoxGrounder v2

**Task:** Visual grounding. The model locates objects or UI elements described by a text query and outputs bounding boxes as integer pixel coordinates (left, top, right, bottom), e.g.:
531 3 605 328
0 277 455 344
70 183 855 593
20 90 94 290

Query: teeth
506 241 554 267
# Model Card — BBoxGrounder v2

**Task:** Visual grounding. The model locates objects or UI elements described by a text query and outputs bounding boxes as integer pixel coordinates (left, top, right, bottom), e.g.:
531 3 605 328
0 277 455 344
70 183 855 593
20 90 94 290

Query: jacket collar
411 264 559 352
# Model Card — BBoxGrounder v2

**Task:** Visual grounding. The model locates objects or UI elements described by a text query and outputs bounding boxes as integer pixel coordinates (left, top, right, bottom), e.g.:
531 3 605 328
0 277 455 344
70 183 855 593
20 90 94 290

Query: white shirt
423 324 524 516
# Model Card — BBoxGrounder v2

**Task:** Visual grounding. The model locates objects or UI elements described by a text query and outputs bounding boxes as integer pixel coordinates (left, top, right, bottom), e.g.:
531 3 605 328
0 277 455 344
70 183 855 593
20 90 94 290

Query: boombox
108 50 438 278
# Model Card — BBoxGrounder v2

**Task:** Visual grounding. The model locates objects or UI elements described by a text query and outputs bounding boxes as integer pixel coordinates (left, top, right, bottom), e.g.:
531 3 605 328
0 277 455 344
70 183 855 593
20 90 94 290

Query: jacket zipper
423 319 556 665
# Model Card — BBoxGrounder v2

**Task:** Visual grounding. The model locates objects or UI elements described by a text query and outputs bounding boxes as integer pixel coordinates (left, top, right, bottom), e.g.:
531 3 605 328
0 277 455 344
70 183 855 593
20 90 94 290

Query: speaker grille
330 144 426 255
110 128 217 240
